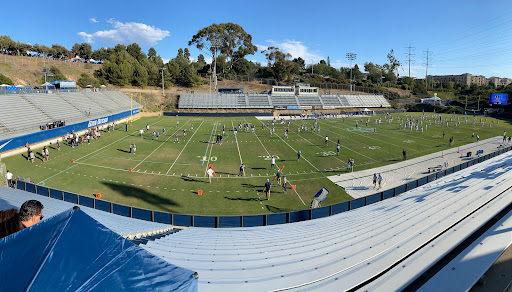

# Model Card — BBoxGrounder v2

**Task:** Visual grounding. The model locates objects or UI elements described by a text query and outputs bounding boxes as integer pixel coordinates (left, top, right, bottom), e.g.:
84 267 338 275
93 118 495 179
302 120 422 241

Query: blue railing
15 146 512 228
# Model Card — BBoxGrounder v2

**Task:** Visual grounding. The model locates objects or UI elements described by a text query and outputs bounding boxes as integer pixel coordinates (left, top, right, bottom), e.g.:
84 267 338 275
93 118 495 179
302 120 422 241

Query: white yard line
247 119 305 205
166 120 204 174
231 121 244 165
75 119 164 162
204 122 218 175
202 122 218 166
133 120 189 170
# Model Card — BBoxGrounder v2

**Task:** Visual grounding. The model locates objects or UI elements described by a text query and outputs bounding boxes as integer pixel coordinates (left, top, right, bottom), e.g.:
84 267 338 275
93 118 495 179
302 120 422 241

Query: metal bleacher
0 94 53 135
270 95 299 107
0 187 172 240
138 152 512 291
0 91 140 139
178 93 390 109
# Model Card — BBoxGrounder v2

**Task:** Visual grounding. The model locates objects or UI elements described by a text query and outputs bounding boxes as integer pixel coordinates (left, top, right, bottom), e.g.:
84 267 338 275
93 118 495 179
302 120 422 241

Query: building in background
487 77 512 88
428 73 489 87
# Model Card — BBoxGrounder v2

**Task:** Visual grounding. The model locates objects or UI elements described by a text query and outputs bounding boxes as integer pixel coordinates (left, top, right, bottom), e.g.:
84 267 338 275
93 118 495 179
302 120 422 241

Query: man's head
19 200 44 228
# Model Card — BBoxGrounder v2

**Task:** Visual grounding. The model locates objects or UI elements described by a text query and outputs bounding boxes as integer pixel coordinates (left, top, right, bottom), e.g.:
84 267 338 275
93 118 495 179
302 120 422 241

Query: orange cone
130 168 132 172
198 190 203 196
96 193 101 199
291 185 296 190
72 159 74 163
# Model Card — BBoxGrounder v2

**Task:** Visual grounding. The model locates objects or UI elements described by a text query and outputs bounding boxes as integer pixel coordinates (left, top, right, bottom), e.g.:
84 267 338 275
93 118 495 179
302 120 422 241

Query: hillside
0 54 100 85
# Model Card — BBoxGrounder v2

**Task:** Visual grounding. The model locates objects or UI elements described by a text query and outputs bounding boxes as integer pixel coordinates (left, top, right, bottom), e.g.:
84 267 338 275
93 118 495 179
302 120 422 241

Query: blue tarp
0 208 198 291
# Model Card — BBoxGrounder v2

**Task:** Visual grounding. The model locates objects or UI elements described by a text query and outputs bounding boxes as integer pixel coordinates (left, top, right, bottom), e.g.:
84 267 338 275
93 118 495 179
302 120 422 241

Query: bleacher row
178 93 391 109
139 152 512 291
0 91 140 139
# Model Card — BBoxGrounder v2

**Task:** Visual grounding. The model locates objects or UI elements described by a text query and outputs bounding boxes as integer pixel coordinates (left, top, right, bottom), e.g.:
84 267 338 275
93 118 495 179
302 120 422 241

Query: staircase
130 229 181 245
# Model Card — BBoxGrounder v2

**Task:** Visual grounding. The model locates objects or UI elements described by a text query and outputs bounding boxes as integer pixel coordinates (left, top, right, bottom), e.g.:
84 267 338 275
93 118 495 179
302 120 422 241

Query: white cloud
162 58 170 64
90 18 99 23
78 19 170 45
266 39 323 62
256 44 268 52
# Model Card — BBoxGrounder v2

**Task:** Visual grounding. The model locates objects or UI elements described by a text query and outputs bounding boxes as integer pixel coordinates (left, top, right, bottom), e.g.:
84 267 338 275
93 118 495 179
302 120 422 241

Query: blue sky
2 0 512 78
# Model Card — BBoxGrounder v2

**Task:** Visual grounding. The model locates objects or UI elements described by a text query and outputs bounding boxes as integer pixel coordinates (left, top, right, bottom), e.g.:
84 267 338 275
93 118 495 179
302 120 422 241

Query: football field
3 113 511 215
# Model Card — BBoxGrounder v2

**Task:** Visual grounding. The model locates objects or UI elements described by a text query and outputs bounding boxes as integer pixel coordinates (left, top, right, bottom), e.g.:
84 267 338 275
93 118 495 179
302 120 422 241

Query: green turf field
3 113 511 215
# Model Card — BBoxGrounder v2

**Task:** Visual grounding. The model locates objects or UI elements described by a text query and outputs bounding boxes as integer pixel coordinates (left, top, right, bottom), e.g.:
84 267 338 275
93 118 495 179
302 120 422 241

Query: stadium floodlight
346 53 357 94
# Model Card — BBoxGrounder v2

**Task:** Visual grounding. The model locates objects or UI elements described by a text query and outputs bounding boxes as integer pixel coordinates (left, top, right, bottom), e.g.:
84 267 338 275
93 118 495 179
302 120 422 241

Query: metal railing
14 146 512 228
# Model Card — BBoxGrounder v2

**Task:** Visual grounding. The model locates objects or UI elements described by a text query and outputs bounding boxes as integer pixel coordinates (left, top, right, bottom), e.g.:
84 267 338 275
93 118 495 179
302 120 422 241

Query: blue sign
7 86 18 90
489 93 508 105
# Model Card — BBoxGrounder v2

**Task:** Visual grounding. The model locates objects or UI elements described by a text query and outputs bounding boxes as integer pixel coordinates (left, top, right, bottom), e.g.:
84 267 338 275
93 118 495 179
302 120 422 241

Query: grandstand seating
0 91 140 139
297 95 323 107
138 152 512 291
178 93 390 109
0 94 53 135
270 95 299 107
246 94 271 108
0 187 171 239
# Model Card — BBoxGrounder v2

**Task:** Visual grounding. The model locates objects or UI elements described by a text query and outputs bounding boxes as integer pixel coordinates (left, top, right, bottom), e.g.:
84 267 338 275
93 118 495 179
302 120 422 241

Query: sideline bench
428 165 443 173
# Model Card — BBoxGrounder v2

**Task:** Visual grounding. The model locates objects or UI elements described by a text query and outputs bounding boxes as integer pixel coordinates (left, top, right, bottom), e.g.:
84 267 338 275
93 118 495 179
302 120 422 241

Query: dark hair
19 200 44 222
0 214 23 239
0 208 18 223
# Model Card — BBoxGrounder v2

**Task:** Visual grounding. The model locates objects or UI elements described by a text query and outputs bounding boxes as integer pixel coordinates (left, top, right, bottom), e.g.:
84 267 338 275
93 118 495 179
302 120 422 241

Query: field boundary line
167 120 204 174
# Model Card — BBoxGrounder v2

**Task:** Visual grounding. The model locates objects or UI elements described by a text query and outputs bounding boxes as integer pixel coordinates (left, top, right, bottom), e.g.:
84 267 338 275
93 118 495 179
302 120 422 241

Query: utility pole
160 68 167 97
346 53 357 94
423 48 432 89
404 42 416 78
211 39 221 92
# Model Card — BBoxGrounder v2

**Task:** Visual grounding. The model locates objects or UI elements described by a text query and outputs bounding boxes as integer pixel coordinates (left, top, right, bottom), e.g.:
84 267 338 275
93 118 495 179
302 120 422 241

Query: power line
423 49 433 88
404 42 416 77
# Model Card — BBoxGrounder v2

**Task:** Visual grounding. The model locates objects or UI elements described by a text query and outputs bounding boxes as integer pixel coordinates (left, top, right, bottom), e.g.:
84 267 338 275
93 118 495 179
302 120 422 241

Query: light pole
159 67 167 97
346 53 357 94
311 59 314 75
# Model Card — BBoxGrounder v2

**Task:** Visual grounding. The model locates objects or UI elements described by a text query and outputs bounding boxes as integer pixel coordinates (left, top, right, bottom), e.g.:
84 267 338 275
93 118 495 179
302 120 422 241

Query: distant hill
0 54 100 85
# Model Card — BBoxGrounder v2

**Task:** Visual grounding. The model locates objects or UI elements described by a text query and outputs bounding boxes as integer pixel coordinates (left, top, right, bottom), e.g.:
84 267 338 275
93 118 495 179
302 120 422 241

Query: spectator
0 200 44 239
6 170 13 188
0 208 18 223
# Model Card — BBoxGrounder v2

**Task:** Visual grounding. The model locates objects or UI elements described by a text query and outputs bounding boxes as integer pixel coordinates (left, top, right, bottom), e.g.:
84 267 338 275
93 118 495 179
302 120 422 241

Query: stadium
1 83 511 291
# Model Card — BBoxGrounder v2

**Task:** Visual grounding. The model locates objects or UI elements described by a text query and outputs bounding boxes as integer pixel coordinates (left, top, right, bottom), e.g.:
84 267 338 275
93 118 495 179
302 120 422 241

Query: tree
77 73 100 88
262 46 294 81
71 43 92 59
184 48 190 60
148 47 157 60
292 57 305 72
51 44 71 59
197 54 206 64
364 62 384 84
92 47 109 61
0 35 15 53
13 42 32 56
127 43 142 60
189 22 257 80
